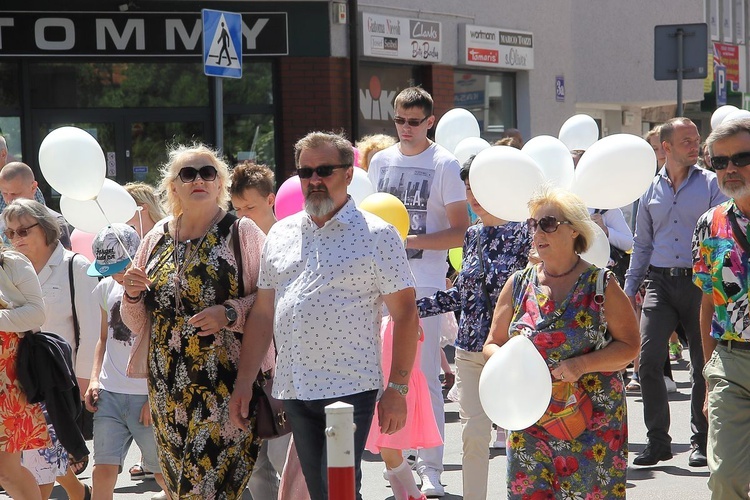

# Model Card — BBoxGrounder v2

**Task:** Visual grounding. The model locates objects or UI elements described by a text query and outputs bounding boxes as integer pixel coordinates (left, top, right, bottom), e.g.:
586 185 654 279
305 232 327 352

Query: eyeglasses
526 216 572 234
393 116 429 127
5 223 39 240
296 164 350 179
177 165 218 183
710 151 750 171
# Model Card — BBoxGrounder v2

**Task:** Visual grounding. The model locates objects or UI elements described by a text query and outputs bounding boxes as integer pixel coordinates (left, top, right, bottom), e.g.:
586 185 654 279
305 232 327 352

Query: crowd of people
0 88 747 500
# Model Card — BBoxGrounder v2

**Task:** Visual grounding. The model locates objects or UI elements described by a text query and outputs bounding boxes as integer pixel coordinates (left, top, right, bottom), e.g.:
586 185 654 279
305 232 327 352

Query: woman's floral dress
0 331 49 453
506 265 628 500
143 215 258 499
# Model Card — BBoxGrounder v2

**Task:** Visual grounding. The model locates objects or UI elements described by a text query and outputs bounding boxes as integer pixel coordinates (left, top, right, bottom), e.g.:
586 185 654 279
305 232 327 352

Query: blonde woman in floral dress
121 144 270 499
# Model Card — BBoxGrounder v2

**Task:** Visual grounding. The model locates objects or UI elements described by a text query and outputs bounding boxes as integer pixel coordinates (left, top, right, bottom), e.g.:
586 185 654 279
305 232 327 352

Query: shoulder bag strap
68 252 81 354
231 219 244 297
476 232 492 308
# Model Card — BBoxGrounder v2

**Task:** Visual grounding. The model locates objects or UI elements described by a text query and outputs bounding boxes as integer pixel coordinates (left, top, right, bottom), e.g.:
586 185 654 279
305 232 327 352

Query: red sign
467 47 498 64
714 42 739 90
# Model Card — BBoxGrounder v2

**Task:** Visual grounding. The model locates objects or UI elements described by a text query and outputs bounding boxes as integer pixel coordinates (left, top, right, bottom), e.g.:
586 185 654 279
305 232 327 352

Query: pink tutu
366 317 443 453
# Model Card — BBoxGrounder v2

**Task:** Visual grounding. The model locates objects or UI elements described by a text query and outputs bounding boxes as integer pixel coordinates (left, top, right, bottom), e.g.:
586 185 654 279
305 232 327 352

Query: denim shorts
92 390 161 473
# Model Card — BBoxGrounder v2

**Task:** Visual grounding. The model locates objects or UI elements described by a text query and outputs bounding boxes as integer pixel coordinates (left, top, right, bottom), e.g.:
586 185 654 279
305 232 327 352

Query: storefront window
223 114 275 169
0 63 19 108
224 62 274 107
357 63 418 138
454 71 515 135
0 116 22 161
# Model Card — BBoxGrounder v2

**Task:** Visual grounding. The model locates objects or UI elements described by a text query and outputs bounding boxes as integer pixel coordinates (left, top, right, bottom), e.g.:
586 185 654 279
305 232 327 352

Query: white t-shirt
93 277 148 395
368 142 466 289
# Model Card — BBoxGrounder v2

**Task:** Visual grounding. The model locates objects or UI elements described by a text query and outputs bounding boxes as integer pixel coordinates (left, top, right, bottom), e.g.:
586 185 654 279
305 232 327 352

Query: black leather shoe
633 444 673 466
688 448 708 467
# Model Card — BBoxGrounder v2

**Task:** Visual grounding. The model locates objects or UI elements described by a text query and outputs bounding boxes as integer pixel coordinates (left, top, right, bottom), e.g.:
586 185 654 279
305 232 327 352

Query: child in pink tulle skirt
366 317 442 500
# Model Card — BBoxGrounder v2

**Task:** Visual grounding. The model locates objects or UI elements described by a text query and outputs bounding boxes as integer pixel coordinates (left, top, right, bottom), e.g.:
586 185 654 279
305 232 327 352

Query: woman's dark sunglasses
526 216 572 233
178 165 218 183
296 164 350 179
710 151 750 170
4 223 39 240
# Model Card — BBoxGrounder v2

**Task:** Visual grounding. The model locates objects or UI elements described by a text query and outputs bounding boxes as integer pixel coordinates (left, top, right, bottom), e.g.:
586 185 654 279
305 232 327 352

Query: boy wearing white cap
83 223 167 499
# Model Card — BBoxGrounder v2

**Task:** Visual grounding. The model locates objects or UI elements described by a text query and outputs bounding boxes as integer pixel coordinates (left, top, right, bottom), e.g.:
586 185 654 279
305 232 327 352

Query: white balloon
435 108 481 154
522 135 575 189
722 109 750 124
479 335 552 431
570 134 655 209
468 146 546 222
580 223 611 268
558 114 599 151
711 105 738 129
60 179 137 234
454 137 491 166
347 167 375 206
39 126 106 201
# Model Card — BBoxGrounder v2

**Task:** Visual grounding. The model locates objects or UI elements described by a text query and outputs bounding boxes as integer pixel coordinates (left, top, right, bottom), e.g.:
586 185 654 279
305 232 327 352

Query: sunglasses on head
526 215 572 234
177 165 217 183
296 164 350 179
4 223 39 240
710 151 750 171
393 116 429 127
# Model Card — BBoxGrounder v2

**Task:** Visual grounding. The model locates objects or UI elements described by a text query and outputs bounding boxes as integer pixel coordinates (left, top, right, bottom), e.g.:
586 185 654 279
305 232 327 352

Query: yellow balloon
359 193 410 240
448 247 463 272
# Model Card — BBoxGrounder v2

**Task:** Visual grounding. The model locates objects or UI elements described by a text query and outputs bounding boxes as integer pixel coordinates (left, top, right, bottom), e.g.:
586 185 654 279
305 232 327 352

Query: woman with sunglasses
120 144 270 499
416 156 532 499
3 199 98 500
484 185 640 499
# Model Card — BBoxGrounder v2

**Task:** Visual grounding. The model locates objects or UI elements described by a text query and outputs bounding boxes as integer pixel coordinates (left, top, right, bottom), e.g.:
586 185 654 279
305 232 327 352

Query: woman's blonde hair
124 182 167 223
158 143 231 216
528 184 596 255
356 134 397 171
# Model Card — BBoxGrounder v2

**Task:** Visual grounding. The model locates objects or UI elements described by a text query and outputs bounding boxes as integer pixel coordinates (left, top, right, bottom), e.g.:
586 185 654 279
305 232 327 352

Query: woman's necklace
542 255 581 278
172 208 224 313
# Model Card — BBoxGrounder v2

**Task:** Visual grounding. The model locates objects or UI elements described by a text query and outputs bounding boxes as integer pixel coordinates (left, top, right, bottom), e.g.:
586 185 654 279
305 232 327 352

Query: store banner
361 12 441 62
459 24 534 70
714 42 740 90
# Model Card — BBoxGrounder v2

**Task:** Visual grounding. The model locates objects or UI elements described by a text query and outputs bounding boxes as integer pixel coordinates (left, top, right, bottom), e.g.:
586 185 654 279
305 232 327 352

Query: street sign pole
676 28 683 117
214 78 223 154
654 24 708 118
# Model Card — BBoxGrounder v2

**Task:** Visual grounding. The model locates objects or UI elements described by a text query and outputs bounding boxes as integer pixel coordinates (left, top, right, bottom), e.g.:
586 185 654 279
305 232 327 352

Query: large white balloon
60 179 137 234
522 135 575 189
570 134 655 209
479 335 552 430
711 105 738 129
580 223 611 268
435 108 481 154
39 126 106 201
347 167 375 206
558 114 599 152
723 109 750 124
468 146 546 222
454 137 491 166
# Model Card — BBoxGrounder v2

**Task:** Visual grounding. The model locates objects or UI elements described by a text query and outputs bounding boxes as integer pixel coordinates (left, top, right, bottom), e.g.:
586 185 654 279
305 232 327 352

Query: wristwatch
224 304 238 326
388 381 409 396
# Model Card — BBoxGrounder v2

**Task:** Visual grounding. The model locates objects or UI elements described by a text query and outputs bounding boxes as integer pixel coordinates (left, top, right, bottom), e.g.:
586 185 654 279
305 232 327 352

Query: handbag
232 220 291 440
537 380 594 440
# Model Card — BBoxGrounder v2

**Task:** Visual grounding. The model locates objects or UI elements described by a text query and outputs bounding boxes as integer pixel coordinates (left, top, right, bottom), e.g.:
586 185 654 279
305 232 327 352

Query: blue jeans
284 390 378 500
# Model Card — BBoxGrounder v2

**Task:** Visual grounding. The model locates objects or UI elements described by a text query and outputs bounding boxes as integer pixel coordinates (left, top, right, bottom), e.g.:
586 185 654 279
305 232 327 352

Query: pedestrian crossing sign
202 9 243 79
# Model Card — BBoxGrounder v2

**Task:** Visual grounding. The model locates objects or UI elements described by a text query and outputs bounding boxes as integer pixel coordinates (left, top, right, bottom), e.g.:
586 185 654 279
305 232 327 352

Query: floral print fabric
0 331 49 453
506 265 628 499
143 215 258 499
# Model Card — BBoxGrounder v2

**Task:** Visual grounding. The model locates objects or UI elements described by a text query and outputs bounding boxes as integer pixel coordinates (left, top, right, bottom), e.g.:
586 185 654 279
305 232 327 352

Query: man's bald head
0 162 38 204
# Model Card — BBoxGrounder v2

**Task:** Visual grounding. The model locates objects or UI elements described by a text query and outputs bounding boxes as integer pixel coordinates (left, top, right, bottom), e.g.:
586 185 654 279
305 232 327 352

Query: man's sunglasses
177 165 218 183
710 151 750 171
4 223 39 240
526 216 572 234
393 116 429 127
296 164 350 179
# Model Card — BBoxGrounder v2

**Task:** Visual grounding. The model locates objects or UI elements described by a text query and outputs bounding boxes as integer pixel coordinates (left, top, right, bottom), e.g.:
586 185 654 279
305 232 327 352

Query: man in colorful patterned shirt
693 118 750 500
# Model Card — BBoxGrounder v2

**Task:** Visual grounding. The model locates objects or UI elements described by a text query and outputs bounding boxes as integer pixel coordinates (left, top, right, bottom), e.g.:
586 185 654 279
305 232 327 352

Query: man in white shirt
230 131 419 500
368 87 470 497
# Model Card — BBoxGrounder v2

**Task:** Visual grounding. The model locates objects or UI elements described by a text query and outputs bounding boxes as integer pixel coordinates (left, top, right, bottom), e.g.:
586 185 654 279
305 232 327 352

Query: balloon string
94 199 150 291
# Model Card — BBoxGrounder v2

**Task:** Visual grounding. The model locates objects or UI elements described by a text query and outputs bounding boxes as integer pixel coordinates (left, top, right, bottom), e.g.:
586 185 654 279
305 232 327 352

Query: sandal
69 454 89 476
130 463 146 478
83 484 92 500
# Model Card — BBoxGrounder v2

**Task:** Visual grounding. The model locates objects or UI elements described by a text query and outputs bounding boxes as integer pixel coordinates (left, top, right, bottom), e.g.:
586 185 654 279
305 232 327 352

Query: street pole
214 77 224 153
676 28 684 117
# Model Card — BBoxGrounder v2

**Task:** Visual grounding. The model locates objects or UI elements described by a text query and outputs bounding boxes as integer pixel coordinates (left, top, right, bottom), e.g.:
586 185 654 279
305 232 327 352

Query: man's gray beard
305 195 335 218
721 179 750 200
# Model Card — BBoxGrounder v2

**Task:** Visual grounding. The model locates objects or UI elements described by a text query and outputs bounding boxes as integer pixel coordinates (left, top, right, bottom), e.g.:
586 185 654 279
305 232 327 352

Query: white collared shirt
258 198 415 400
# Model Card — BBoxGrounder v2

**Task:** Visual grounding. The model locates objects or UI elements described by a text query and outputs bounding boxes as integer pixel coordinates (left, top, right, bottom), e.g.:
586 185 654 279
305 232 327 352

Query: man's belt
718 339 750 351
649 266 692 277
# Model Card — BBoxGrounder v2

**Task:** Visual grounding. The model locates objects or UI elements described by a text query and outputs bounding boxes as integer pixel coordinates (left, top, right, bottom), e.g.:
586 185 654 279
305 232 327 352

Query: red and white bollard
325 401 355 500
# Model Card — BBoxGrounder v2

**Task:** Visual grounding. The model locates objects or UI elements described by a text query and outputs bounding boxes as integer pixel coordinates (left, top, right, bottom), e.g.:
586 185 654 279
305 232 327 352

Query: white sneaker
491 428 506 449
420 469 444 497
664 376 677 393
151 491 168 500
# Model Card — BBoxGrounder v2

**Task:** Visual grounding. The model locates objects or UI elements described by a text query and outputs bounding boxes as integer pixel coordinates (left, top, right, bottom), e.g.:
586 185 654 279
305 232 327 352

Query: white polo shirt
258 198 415 400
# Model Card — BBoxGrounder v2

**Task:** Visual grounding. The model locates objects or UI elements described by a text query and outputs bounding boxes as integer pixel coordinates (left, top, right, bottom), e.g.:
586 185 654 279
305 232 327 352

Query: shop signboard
361 12 441 63
459 24 534 70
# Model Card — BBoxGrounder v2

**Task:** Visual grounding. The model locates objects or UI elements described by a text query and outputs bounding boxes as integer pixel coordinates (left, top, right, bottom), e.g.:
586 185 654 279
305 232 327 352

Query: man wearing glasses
625 117 727 468
693 118 750 499
230 131 419 500
368 87 469 497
